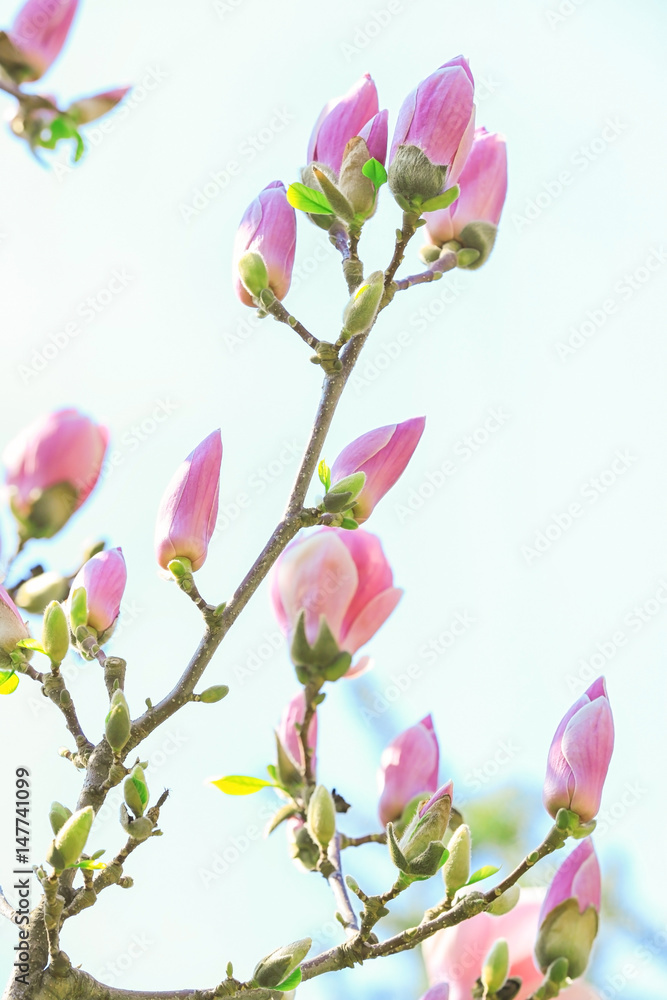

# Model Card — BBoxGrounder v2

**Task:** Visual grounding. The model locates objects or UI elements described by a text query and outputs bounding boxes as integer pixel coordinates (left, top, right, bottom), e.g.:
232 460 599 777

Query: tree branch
324 836 358 937
0 886 16 922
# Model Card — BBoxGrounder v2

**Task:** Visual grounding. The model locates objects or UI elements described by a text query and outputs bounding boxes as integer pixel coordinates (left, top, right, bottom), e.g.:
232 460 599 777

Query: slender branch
324 836 359 937
0 76 22 100
383 212 420 289
339 832 386 849
393 250 458 291
42 672 94 757
299 684 319 786
0 886 16 922
262 296 321 350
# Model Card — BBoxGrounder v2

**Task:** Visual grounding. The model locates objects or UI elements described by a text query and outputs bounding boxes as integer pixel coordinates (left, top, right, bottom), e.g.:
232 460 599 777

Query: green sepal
321 651 352 681
265 803 298 836
16 638 46 654
312 167 355 224
69 587 88 630
386 822 409 872
318 459 332 492
273 966 302 992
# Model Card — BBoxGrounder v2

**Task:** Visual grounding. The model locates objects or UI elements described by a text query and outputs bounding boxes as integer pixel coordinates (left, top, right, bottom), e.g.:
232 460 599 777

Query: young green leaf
420 185 460 213
16 638 47 654
318 459 332 492
273 967 303 992
362 157 388 189
466 864 501 886
0 671 19 695
211 775 275 795
286 183 334 216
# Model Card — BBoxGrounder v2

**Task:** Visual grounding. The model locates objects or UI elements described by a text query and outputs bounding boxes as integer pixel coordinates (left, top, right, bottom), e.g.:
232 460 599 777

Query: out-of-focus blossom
7 0 79 81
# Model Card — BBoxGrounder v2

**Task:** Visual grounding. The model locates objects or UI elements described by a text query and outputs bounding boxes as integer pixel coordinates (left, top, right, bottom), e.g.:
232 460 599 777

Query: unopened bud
481 938 509 995
123 765 148 818
14 572 69 614
253 937 312 989
198 684 230 704
442 823 471 896
488 884 520 916
388 144 448 208
342 270 384 336
105 689 131 753
456 247 481 268
339 137 376 218
47 806 94 870
275 732 302 789
535 898 598 980
237 251 269 298
324 472 366 514
457 221 498 270
307 785 336 849
42 601 69 663
69 586 88 631
118 876 134 889
48 801 72 836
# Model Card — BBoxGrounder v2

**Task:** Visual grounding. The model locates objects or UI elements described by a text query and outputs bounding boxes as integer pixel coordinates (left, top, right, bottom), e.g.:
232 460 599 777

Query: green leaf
286 183 334 216
131 776 149 808
0 671 19 695
266 764 278 782
340 517 359 530
16 638 46 654
420 185 460 213
318 459 331 492
211 775 275 795
274 967 303 992
466 864 501 886
362 157 388 189
68 859 107 870
90 849 106 860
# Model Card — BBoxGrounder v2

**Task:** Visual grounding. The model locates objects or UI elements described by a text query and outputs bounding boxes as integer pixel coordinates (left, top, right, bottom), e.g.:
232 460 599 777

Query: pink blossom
9 0 79 81
278 690 318 774
307 73 380 175
389 56 476 184
155 430 222 573
233 182 296 306
0 585 30 658
377 715 439 825
3 408 108 534
358 109 389 166
543 677 614 823
540 839 601 926
68 86 131 125
330 416 425 523
70 547 126 635
424 127 508 245
271 527 401 674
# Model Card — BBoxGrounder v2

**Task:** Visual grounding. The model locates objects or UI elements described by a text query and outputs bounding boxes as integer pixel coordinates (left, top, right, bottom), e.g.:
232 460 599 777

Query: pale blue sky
1 0 666 997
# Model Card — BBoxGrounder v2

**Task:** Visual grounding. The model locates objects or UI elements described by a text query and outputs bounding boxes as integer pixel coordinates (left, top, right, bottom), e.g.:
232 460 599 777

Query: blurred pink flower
8 0 79 81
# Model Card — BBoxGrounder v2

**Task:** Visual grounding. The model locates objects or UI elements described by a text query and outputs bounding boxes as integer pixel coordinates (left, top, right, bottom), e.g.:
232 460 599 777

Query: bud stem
263 296 321 351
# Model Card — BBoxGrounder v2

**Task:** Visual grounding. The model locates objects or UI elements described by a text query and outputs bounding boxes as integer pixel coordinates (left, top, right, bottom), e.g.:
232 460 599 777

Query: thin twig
0 886 16 922
263 296 320 350
324 836 358 937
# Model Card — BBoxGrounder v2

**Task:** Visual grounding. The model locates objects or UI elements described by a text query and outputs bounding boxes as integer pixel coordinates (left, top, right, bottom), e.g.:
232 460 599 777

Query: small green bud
488 884 520 916
338 136 376 218
342 270 384 336
289 821 320 872
126 817 153 842
307 785 336 849
42 601 70 663
237 251 269 298
253 937 312 989
457 221 498 270
443 823 471 896
481 938 509 995
123 765 149 818
419 244 442 266
105 689 131 753
69 586 88 631
48 805 94 870
49 801 72 836
456 247 481 268
198 684 230 704
14 572 69 614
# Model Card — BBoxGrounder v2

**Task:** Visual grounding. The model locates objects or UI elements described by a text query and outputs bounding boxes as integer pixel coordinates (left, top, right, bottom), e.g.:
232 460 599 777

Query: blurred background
0 0 666 996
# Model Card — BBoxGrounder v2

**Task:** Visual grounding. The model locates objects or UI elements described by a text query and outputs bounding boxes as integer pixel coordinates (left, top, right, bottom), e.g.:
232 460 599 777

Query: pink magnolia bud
271 527 401 675
536 840 601 980
70 547 126 636
3 408 108 538
233 181 296 307
358 109 389 166
539 840 601 927
330 416 425 523
8 0 79 82
67 86 131 125
307 73 380 175
543 677 614 823
377 715 439 826
0 584 30 665
278 690 318 774
424 127 508 245
154 430 222 573
389 56 476 186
